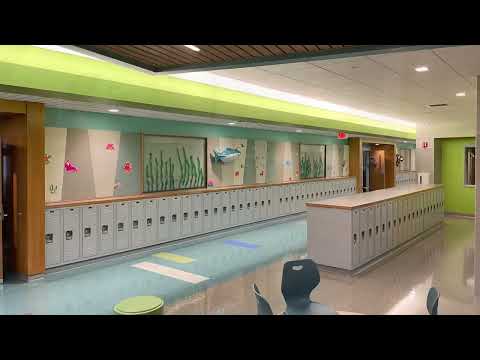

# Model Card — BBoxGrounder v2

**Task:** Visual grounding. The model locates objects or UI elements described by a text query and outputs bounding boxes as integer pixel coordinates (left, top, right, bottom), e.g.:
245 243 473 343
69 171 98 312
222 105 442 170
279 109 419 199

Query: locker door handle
353 234 357 245
45 234 54 244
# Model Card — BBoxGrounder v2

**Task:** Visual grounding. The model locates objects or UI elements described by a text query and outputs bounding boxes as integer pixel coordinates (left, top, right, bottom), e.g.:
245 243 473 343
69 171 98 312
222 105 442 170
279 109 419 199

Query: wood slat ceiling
77 45 360 73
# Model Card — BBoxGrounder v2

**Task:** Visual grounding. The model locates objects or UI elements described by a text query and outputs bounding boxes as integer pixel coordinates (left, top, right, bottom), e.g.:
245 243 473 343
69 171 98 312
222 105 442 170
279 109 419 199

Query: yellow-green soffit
0 46 415 139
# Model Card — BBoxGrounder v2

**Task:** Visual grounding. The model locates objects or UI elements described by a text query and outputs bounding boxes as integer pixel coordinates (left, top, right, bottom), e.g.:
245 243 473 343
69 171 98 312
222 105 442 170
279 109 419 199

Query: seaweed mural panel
299 144 326 179
143 135 206 192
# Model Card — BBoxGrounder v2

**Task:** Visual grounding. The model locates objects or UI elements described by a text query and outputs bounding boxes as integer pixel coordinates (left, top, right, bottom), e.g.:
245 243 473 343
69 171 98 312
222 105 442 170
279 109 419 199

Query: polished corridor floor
0 216 477 315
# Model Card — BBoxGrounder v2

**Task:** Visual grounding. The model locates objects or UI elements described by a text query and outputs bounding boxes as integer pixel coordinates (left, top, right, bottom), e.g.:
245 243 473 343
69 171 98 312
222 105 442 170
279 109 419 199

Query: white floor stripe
132 262 209 284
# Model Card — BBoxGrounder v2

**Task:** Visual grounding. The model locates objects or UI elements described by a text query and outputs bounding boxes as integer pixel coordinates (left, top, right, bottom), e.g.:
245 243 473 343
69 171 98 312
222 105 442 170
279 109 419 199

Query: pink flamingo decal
123 161 133 174
64 160 79 174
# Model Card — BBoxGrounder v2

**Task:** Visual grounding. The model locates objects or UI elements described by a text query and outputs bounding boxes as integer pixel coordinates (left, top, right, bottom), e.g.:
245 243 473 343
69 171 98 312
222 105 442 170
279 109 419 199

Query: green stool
114 296 164 315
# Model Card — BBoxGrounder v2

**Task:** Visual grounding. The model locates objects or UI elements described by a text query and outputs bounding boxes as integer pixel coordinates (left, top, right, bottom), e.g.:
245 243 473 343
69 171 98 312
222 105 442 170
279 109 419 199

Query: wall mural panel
266 142 300 183
45 127 141 202
143 135 206 192
300 144 326 179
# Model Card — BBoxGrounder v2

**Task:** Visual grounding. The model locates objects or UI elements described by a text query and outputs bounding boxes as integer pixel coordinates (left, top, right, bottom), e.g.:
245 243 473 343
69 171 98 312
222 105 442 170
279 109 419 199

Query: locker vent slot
118 223 124 232
133 220 139 229
65 230 73 240
147 218 152 227
160 216 166 224
102 225 109 234
84 227 91 237
45 233 54 243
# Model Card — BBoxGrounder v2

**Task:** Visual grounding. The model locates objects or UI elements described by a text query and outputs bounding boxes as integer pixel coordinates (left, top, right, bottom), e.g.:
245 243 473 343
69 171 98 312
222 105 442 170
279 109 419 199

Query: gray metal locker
131 200 145 249
375 204 382 256
181 195 192 237
45 208 62 267
266 186 274 219
368 206 375 259
229 190 239 226
387 201 393 249
63 207 80 263
260 187 268 219
352 209 360 268
202 193 212 233
380 202 387 253
192 194 203 234
253 188 261 219
271 186 280 218
115 202 131 251
359 208 369 264
169 196 182 240
288 184 295 213
99 204 114 253
81 205 98 258
211 192 222 229
221 191 230 228
145 199 158 245
237 190 246 225
391 200 398 248
278 186 285 215
158 198 170 243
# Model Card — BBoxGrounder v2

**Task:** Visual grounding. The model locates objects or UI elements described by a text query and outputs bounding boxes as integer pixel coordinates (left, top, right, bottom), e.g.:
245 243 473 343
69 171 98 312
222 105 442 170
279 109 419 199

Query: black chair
253 283 274 315
427 287 440 315
281 259 336 315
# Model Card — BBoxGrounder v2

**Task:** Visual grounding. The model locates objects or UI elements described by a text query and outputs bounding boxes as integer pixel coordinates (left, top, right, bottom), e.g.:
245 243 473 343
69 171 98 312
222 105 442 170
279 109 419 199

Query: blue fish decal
210 147 241 164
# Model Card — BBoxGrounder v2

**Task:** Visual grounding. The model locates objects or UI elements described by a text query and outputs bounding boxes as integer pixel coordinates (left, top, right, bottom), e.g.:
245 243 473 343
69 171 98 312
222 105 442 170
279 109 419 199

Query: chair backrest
281 259 320 305
253 283 274 315
427 287 440 315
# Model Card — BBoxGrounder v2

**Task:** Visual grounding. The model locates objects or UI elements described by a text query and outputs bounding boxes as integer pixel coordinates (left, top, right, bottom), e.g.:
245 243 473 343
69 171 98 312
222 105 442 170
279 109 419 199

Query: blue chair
281 259 336 315
427 287 440 315
253 283 274 315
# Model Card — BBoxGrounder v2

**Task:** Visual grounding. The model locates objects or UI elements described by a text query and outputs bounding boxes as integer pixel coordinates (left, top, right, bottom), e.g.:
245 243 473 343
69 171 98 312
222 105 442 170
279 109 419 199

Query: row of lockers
351 187 443 269
395 172 417 186
45 177 356 268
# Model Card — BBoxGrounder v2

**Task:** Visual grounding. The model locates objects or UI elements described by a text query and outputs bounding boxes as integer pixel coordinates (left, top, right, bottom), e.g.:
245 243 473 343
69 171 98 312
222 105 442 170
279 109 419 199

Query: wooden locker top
46 176 355 209
306 184 443 210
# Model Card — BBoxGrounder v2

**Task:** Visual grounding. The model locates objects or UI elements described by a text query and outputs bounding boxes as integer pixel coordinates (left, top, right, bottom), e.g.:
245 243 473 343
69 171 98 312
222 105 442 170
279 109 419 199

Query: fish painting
210 147 241 164
123 161 133 174
235 170 240 177
64 160 79 174
106 143 115 151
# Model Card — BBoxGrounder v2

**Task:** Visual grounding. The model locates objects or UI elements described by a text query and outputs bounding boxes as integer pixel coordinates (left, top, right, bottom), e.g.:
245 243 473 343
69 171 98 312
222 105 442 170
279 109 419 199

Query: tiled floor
0 216 477 315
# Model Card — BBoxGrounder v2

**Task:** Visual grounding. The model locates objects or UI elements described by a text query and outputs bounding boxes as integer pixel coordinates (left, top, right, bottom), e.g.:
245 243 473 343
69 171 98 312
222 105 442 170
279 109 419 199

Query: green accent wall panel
440 137 475 216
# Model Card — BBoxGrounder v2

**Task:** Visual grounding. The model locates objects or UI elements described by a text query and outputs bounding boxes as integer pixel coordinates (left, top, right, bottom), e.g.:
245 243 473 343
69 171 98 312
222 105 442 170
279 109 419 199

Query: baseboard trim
446 212 474 219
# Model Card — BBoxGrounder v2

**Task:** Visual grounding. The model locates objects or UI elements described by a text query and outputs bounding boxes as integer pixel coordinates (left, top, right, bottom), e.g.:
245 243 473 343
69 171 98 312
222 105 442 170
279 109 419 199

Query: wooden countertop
306 184 443 210
46 176 355 209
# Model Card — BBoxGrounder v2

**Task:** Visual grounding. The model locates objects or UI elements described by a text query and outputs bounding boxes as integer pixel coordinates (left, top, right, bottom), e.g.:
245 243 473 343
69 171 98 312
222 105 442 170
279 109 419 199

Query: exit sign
337 132 347 140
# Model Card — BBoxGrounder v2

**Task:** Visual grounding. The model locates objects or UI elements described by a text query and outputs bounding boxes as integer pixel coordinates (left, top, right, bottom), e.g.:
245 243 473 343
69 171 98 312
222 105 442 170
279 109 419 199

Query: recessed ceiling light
403 140 407 143
375 143 380 146
456 92 466 97
227 122 236 125
296 129 303 133
415 66 429 72
184 45 200 52
108 109 120 113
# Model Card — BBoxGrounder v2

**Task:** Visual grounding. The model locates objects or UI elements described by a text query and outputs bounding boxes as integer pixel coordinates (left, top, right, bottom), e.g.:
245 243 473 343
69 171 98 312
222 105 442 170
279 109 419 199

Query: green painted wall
45 108 347 145
440 137 475 215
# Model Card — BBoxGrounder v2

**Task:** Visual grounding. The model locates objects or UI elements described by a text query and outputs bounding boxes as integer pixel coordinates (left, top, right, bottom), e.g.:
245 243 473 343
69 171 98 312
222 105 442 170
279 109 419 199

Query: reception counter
306 185 444 271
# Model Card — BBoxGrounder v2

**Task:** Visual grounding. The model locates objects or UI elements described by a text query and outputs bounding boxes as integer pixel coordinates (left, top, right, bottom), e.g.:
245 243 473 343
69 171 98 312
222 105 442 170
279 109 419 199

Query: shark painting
210 147 241 164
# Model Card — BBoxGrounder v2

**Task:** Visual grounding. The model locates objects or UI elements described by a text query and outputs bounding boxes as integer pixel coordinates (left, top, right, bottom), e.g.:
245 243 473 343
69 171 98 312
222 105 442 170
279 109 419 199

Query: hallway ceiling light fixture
295 129 303 133
172 72 416 130
108 109 120 113
415 66 429 72
227 122 236 125
456 92 466 97
184 45 200 52
33 45 103 61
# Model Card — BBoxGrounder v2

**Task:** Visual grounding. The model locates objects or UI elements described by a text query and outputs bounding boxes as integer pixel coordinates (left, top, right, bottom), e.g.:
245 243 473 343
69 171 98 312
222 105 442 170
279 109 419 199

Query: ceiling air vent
428 103 448 108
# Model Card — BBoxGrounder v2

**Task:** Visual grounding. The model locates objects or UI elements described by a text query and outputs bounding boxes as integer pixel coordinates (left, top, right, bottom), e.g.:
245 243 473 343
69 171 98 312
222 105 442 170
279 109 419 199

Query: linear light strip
172 72 416 129
32 45 104 61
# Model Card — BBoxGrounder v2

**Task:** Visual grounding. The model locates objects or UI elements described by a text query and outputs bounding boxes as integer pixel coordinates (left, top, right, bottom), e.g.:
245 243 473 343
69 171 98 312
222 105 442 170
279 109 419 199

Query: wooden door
0 137 3 282
369 149 385 191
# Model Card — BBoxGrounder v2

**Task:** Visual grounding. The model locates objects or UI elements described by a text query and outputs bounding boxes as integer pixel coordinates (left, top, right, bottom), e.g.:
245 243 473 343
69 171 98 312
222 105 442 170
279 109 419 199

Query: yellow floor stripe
132 262 208 284
153 252 196 264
